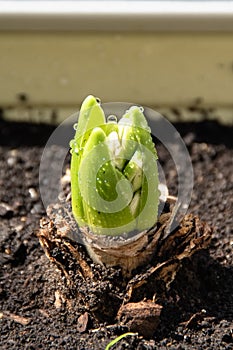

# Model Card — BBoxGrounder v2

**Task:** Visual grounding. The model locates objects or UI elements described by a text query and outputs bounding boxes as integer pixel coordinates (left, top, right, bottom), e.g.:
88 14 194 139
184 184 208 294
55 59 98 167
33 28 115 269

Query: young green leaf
70 97 159 236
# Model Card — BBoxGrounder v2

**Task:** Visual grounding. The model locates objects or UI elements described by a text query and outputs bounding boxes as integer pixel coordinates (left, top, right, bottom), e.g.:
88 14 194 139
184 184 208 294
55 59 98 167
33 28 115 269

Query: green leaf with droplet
70 97 159 236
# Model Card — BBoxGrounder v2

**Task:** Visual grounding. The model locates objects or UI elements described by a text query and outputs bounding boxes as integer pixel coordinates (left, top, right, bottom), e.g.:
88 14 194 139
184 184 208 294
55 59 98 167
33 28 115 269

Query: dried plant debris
0 311 31 326
117 301 163 338
77 312 89 333
38 197 212 336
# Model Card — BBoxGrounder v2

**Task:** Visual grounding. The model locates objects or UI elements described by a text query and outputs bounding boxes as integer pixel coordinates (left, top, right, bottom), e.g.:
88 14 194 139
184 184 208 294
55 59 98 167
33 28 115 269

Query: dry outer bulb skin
38 196 212 331
39 196 212 277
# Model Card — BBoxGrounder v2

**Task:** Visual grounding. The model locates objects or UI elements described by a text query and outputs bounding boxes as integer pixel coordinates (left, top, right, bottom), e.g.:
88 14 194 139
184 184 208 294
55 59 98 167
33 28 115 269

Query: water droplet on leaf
73 123 78 130
107 115 117 123
69 139 76 148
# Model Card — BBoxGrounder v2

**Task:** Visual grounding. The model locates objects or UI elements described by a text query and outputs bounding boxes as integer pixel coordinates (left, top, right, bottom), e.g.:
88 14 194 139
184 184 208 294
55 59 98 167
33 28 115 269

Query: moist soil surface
0 119 232 350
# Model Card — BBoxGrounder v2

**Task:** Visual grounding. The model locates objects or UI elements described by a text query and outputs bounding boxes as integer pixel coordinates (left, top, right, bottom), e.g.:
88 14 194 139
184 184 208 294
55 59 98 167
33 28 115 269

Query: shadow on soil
154 250 233 340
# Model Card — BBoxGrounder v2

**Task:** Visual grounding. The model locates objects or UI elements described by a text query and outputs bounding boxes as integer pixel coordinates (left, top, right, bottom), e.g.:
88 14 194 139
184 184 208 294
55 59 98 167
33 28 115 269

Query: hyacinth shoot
70 96 159 236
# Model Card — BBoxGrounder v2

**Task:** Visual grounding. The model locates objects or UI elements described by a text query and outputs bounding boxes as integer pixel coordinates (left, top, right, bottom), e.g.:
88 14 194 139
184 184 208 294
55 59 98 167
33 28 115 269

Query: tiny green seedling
70 95 159 236
104 332 137 350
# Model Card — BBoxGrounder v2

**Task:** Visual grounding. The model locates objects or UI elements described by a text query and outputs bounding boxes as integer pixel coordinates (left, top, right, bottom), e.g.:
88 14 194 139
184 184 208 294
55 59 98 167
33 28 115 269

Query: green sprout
104 332 137 350
70 95 159 236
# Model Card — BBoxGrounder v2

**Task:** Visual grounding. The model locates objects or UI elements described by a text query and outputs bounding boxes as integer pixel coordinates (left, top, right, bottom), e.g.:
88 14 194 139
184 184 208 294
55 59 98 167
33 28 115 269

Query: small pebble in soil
7 157 17 167
7 149 19 167
14 224 24 232
28 188 39 200
0 202 14 217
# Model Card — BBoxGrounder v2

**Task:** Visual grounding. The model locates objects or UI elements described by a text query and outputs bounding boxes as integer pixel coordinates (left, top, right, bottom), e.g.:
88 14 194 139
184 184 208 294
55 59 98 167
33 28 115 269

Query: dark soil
0 119 232 350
